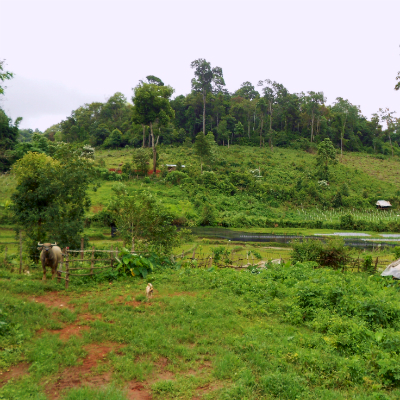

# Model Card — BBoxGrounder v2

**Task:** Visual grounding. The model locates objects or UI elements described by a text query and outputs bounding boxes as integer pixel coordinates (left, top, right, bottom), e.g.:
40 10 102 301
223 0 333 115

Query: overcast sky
1 0 399 131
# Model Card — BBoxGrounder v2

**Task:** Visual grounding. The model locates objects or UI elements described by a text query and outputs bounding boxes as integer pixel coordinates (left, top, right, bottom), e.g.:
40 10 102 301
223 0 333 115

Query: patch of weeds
213 351 244 379
259 371 306 399
27 335 86 378
61 385 128 400
57 308 78 324
111 354 154 382
0 375 47 400
135 294 146 302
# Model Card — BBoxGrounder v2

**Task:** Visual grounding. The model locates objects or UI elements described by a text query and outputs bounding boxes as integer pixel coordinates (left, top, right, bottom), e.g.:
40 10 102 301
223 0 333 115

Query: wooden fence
57 246 123 288
1 239 397 288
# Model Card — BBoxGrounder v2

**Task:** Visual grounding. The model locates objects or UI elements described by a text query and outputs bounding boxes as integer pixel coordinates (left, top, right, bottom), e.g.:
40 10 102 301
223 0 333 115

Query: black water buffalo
37 242 62 281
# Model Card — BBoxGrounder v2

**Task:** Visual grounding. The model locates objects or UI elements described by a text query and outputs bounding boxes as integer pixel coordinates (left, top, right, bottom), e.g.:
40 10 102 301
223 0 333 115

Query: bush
291 238 349 269
165 170 186 185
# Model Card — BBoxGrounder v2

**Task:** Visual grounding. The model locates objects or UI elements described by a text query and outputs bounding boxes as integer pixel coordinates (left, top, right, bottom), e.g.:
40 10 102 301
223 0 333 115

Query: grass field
2 262 400 399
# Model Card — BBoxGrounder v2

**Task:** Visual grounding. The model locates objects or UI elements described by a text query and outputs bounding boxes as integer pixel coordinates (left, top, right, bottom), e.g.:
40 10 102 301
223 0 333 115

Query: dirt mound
30 292 74 311
0 362 30 388
45 342 122 400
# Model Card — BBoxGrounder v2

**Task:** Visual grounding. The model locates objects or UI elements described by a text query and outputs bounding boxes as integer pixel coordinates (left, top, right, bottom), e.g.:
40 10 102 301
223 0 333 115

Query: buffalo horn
38 242 43 246
51 242 57 247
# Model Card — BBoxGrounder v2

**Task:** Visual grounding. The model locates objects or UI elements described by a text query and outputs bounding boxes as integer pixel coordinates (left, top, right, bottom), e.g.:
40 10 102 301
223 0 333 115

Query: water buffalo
37 242 62 281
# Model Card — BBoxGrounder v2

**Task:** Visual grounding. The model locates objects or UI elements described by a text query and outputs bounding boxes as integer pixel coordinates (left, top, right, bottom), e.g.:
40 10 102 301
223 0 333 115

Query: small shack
376 200 392 210
166 164 186 172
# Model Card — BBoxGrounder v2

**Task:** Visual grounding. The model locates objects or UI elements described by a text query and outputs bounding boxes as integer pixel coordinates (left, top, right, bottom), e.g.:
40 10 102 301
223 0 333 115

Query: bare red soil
45 342 121 400
30 292 74 311
0 362 30 388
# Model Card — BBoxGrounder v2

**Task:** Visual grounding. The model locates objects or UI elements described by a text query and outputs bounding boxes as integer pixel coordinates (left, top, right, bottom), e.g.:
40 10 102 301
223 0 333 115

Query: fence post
4 245 7 267
115 247 118 265
91 246 95 276
209 256 213 268
131 237 135 253
375 257 379 273
81 238 84 260
19 231 23 274
110 246 114 269
58 251 63 283
65 250 70 289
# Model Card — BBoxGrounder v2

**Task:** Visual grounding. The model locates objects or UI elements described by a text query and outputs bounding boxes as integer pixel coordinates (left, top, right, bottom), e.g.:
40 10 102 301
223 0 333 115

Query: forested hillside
23 60 400 157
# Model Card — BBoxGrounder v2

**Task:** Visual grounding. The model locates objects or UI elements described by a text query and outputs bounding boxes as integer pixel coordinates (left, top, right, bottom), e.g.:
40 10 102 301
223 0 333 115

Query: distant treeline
1 59 400 173
44 72 398 156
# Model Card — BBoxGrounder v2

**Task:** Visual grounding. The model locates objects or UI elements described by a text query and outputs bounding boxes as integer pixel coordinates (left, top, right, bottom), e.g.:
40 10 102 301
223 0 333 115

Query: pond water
189 227 400 249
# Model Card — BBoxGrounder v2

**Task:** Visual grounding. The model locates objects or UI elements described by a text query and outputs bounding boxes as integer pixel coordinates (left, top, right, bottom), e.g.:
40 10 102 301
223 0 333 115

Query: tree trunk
260 117 264 148
310 111 314 142
341 133 343 162
203 90 206 135
389 131 394 157
340 114 347 162
248 113 251 138
150 122 157 174
142 125 146 147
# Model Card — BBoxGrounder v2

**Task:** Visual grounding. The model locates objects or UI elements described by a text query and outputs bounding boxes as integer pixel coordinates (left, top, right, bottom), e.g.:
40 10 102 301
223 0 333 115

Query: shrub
291 238 349 269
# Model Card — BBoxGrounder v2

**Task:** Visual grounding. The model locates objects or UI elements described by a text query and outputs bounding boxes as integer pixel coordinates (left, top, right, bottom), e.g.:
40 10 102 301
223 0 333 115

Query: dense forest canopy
1 57 399 171
43 59 399 156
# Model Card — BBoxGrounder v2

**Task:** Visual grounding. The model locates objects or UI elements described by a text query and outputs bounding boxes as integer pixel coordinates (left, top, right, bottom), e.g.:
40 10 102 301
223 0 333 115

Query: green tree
132 82 175 173
107 185 178 255
145 75 164 86
104 128 122 149
205 132 218 168
194 132 211 173
395 71 400 91
234 121 244 143
316 138 337 180
303 91 325 142
0 109 21 171
11 147 96 257
332 98 359 161
378 107 397 157
217 119 230 146
91 124 111 146
132 147 150 176
190 58 225 135
256 98 268 147
0 60 13 96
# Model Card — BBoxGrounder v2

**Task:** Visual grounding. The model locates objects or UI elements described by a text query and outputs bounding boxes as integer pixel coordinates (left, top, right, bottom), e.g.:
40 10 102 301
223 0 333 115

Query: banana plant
116 248 154 279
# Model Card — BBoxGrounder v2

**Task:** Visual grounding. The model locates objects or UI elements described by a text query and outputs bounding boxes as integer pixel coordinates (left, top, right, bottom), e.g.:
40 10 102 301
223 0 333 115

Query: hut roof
382 259 400 279
376 200 392 207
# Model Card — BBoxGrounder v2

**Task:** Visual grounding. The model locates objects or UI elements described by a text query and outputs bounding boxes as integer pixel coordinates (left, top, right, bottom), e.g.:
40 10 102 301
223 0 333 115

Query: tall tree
316 138 337 180
11 146 96 257
378 108 397 157
194 131 211 173
256 98 268 147
190 59 225 135
132 82 175 173
332 97 359 161
257 80 288 133
303 91 325 142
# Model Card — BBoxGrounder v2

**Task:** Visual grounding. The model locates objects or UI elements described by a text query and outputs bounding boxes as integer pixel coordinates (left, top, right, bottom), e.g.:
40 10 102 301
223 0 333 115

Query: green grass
2 263 400 399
